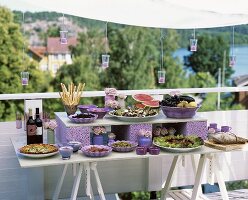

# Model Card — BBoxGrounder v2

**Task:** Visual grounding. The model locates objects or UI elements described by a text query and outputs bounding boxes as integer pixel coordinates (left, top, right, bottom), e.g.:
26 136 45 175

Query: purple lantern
101 54 110 69
21 71 29 86
158 70 165 84
229 55 236 67
190 39 198 52
60 30 68 45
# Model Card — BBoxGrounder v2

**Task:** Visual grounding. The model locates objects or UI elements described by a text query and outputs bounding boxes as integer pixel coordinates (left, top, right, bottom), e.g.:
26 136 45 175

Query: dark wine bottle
26 108 37 145
35 108 43 144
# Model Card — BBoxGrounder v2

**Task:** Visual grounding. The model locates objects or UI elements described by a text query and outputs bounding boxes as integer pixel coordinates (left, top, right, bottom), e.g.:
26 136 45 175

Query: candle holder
158 70 166 84
59 146 73 160
60 30 68 44
229 55 236 67
21 71 29 86
190 39 198 52
101 54 110 69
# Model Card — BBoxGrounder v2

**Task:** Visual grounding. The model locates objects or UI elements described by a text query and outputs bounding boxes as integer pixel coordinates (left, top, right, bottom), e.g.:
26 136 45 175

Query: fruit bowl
87 107 110 119
68 113 98 123
161 105 200 119
78 105 97 113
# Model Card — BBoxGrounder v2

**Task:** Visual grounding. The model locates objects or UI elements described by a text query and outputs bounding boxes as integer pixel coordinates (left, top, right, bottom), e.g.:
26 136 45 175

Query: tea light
136 146 147 155
59 146 73 160
149 146 160 155
68 141 81 152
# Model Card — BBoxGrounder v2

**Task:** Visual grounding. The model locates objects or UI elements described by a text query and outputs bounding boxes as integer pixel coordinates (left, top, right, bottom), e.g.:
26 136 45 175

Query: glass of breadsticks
59 82 85 115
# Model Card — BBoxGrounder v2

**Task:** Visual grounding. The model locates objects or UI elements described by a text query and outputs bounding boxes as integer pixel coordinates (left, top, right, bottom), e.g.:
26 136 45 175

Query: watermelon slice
132 94 154 102
142 100 160 108
135 103 146 109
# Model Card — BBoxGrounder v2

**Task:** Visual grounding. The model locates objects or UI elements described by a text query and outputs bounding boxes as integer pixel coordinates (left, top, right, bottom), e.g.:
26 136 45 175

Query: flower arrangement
106 100 119 109
139 129 152 138
117 93 127 99
92 126 106 135
105 88 117 96
44 120 58 130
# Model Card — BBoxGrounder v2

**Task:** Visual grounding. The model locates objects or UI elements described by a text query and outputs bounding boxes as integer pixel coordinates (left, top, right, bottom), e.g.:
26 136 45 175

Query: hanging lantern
229 26 236 67
190 39 198 52
60 14 68 45
60 30 68 44
101 54 110 69
21 71 29 86
229 55 236 67
102 22 110 69
158 70 166 84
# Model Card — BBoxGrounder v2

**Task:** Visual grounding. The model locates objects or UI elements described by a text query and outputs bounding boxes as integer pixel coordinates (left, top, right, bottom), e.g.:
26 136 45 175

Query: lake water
173 45 248 78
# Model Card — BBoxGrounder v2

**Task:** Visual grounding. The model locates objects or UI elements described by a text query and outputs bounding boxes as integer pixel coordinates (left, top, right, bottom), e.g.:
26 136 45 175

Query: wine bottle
35 108 43 144
26 108 37 144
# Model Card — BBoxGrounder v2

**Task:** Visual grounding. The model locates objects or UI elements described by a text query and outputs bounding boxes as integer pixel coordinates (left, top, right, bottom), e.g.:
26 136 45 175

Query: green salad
153 135 203 148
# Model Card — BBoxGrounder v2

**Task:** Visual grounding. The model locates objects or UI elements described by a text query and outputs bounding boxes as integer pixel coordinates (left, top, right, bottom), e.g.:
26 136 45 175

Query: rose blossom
105 88 117 96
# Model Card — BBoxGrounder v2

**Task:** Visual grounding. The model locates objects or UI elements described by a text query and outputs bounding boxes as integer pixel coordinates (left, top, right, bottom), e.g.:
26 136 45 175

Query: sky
0 0 45 12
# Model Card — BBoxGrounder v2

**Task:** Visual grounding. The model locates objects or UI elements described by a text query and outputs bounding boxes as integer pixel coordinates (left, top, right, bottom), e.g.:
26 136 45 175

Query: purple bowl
109 140 138 152
81 145 112 157
136 146 147 155
161 105 200 119
78 105 97 113
149 146 160 155
68 113 98 123
87 107 110 119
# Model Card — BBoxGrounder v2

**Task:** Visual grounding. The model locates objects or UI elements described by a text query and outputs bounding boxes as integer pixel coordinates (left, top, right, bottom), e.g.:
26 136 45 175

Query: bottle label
37 127 43 135
27 125 37 136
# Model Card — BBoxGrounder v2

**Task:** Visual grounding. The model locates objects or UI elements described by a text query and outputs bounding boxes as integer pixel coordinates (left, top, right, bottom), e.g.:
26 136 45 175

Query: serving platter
108 111 158 122
153 142 202 153
17 149 59 158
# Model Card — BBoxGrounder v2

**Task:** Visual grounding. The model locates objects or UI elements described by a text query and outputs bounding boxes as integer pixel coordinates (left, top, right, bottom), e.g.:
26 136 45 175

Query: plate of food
81 145 112 157
153 135 203 152
18 144 59 158
108 108 158 122
109 140 138 152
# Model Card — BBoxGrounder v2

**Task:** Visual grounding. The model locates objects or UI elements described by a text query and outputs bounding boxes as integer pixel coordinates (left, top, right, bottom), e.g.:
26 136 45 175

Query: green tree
0 7 51 121
188 72 216 88
98 26 157 90
185 34 234 82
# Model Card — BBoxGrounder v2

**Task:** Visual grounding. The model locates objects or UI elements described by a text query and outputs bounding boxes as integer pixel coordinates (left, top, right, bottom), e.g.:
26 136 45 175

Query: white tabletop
55 112 207 127
12 136 223 169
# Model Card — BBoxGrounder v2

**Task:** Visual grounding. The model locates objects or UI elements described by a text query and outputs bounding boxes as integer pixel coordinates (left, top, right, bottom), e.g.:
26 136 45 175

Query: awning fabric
21 0 248 29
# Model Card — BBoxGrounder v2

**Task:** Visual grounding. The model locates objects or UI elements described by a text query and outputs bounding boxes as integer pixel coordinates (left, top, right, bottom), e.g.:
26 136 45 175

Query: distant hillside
13 11 248 48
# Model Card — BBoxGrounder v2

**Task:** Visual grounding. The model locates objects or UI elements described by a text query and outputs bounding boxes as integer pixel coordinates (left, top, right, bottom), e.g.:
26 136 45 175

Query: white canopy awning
20 0 248 29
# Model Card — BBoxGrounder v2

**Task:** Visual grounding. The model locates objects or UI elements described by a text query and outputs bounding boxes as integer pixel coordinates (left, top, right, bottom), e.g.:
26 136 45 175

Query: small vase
16 120 22 129
93 134 104 145
47 129 55 144
138 136 152 148
118 98 125 109
105 95 115 107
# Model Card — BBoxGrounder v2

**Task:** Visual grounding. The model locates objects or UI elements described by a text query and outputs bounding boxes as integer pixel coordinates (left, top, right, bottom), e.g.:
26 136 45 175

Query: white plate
153 142 202 153
108 112 158 122
17 150 59 158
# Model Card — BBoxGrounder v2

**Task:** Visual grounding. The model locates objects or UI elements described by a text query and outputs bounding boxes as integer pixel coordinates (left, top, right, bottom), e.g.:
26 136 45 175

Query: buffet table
12 136 236 200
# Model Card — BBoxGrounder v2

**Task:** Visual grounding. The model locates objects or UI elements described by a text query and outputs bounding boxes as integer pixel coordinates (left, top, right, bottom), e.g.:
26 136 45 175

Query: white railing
0 86 247 100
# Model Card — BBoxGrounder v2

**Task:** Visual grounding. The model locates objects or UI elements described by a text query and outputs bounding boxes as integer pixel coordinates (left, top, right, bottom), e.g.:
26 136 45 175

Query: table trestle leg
160 155 179 200
90 162 106 200
70 163 84 200
52 164 68 200
191 154 207 200
213 154 229 200
84 162 94 200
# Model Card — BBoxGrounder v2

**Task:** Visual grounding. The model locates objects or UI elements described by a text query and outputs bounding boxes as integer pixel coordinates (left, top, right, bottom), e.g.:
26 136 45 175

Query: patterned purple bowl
81 145 112 157
161 105 200 119
87 107 110 119
78 105 97 113
68 113 98 123
109 141 138 152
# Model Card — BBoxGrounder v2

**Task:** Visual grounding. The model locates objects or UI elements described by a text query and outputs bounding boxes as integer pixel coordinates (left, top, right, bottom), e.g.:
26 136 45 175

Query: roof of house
28 46 46 58
233 74 248 87
47 37 77 54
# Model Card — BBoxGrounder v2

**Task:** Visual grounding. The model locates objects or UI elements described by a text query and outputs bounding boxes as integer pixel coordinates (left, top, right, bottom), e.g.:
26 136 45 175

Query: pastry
20 144 58 154
209 132 247 144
